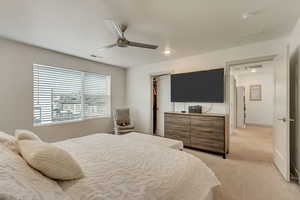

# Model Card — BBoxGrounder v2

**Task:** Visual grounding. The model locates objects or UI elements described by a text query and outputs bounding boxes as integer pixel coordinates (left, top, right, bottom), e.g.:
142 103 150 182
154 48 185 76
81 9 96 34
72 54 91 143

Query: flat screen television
171 69 224 102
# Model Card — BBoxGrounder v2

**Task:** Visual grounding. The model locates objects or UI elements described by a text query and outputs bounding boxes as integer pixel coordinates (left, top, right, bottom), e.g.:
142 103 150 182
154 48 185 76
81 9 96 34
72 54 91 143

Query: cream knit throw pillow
15 129 41 141
0 131 18 153
17 140 84 180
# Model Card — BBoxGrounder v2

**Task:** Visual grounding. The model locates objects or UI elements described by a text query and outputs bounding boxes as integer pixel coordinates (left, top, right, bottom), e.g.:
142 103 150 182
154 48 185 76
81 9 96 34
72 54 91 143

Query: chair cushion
118 124 135 130
116 108 130 125
18 140 84 180
118 122 130 126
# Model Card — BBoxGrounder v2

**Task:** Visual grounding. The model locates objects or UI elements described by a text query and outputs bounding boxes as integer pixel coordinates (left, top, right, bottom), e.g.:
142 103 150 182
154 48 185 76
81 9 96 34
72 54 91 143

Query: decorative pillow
15 129 41 141
119 121 129 126
18 140 84 180
0 145 70 199
0 131 18 153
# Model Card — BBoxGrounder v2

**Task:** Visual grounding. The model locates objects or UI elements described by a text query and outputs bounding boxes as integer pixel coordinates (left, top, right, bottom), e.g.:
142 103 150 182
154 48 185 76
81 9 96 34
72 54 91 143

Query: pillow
15 129 41 141
18 140 84 180
119 121 129 126
0 131 18 153
0 145 70 200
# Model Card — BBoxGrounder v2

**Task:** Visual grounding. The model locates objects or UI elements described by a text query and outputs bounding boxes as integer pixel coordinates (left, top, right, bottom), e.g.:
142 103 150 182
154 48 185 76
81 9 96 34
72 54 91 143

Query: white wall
127 38 286 134
0 37 126 142
236 68 274 126
173 102 225 114
288 19 300 180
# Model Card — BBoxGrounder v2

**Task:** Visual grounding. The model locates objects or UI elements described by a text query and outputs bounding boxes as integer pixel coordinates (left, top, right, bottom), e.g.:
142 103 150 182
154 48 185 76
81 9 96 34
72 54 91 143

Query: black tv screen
171 69 224 102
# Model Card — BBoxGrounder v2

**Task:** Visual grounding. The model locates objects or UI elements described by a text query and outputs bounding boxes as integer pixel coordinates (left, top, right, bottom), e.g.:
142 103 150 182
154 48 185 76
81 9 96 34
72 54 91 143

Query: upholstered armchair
113 108 135 134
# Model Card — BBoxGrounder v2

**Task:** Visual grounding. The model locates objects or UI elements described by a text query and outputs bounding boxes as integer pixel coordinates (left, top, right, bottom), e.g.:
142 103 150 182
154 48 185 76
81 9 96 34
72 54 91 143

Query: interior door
236 87 245 128
273 46 291 181
157 75 172 136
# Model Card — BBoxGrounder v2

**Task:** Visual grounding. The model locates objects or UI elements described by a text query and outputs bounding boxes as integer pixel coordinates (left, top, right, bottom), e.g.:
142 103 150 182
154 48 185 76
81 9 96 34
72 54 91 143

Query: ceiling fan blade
127 41 158 50
104 19 123 38
97 43 117 50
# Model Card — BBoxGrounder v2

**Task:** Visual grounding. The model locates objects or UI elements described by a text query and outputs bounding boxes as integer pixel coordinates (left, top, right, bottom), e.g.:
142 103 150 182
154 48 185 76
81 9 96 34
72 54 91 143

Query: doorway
229 62 275 163
151 74 172 136
225 54 293 181
225 54 291 181
231 62 274 129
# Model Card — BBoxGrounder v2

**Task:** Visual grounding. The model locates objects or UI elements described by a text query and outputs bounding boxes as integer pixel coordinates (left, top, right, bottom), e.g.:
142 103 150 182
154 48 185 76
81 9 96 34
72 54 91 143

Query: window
33 64 111 125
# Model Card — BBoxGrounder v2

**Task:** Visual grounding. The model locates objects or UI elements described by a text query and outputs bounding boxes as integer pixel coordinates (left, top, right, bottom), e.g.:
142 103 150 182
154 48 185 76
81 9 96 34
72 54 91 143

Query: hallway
231 125 273 163
185 125 300 200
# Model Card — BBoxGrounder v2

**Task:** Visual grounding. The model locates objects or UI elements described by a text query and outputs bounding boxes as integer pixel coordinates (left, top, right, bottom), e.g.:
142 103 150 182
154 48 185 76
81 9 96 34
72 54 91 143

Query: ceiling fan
97 20 159 51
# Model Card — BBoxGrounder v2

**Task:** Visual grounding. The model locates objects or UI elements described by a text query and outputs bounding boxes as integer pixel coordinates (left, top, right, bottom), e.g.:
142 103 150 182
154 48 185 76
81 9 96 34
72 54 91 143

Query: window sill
33 116 111 127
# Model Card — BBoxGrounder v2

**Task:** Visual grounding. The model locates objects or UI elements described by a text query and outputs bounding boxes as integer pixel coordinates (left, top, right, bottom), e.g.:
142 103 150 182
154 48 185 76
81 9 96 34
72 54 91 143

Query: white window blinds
33 64 111 125
83 72 111 118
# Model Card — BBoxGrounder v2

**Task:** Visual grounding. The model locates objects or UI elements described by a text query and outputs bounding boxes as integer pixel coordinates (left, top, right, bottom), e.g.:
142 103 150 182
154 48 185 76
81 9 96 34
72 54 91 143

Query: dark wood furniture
164 112 228 158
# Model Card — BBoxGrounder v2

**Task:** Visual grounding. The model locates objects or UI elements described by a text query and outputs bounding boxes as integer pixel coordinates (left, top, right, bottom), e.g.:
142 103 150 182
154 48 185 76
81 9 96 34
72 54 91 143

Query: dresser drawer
165 122 190 132
191 116 224 132
165 130 190 146
165 114 190 126
190 136 224 153
190 130 224 141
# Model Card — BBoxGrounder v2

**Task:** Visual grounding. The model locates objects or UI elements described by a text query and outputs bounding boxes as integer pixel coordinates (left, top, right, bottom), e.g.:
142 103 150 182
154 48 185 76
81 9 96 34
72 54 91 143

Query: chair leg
114 127 119 135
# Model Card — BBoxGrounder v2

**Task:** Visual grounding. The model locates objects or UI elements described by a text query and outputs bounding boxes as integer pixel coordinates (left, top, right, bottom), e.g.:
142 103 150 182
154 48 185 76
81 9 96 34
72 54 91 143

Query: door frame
231 77 237 130
150 71 173 135
236 86 246 128
225 55 277 153
233 78 237 129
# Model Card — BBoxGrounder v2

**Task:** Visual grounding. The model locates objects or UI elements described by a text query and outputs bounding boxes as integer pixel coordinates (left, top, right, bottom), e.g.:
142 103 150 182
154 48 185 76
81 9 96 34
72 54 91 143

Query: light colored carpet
184 125 300 200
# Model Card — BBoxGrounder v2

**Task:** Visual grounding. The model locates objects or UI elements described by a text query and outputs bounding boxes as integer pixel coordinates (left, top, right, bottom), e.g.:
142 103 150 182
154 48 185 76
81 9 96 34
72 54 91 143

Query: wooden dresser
164 112 228 158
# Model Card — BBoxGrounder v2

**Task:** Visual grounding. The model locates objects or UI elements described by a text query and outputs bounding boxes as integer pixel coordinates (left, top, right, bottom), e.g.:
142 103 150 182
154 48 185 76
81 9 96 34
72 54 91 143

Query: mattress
123 132 184 150
55 133 220 200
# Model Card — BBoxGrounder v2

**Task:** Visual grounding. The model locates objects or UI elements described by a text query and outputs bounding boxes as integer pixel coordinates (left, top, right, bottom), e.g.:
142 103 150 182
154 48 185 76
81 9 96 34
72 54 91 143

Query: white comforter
123 132 184 150
0 145 70 200
55 134 220 200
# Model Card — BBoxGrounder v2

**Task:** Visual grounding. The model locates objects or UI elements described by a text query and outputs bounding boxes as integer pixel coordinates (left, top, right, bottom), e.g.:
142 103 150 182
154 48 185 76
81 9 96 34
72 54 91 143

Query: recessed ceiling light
164 49 171 55
242 13 250 20
251 69 257 73
242 10 262 20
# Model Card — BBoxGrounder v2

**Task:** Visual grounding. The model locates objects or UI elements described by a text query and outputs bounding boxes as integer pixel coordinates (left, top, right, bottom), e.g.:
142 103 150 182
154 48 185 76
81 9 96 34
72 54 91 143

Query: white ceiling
1 0 300 68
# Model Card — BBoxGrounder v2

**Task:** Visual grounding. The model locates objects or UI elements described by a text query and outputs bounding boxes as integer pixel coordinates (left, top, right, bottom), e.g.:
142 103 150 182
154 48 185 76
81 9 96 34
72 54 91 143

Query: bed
121 132 184 150
55 133 220 200
0 132 220 200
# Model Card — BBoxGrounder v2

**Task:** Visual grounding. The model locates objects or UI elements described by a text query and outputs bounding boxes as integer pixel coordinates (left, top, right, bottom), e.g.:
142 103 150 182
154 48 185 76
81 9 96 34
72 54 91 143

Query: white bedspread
0 145 70 200
123 132 184 150
55 134 220 200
